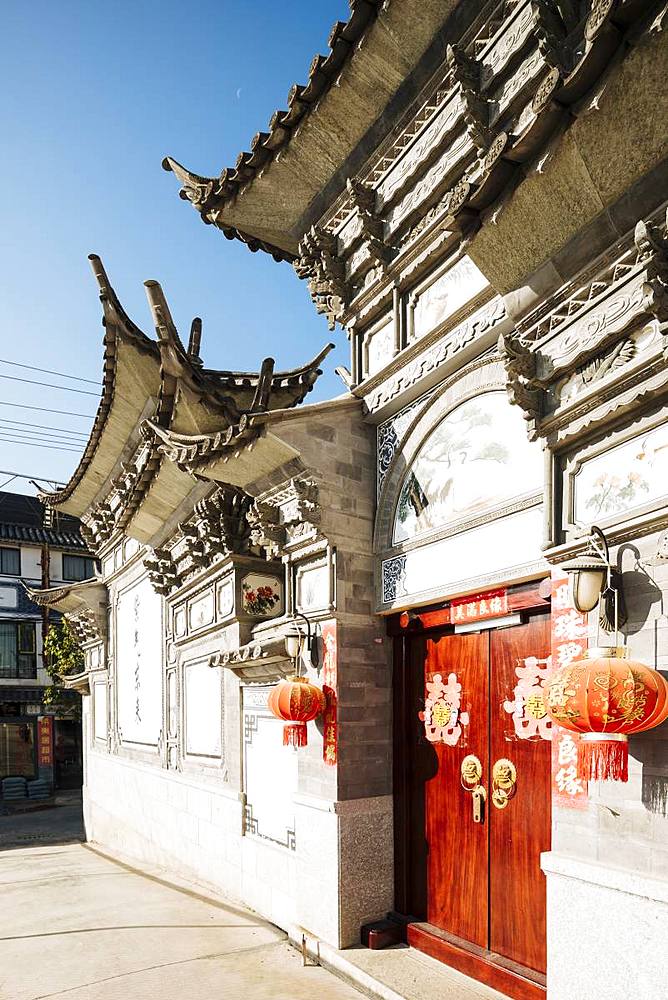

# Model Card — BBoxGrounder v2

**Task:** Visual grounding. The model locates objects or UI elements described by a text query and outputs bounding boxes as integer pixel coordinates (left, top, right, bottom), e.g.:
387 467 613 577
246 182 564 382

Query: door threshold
407 922 546 1000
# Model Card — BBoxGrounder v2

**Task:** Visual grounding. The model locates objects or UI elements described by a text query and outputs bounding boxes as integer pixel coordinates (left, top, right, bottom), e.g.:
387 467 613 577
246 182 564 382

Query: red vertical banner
38 716 53 766
550 570 588 808
321 621 337 766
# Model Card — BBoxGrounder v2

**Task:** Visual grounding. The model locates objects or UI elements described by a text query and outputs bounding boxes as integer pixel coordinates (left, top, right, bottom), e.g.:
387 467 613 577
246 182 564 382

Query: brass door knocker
491 758 517 810
461 754 486 824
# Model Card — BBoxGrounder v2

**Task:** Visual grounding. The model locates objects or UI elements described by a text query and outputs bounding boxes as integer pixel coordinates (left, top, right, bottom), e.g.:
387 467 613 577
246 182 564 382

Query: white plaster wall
543 852 668 1000
83 751 393 948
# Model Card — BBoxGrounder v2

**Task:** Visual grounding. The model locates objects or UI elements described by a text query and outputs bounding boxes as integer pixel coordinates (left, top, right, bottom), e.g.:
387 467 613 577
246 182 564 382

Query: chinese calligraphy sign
38 716 53 766
550 569 587 807
321 621 338 766
450 588 508 623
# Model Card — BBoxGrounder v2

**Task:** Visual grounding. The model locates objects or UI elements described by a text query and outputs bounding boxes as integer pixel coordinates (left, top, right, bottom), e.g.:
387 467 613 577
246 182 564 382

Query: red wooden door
418 631 489 945
414 614 551 977
489 616 551 973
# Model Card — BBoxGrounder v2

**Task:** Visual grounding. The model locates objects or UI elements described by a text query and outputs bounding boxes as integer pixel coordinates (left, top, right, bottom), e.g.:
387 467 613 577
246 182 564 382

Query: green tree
43 619 84 719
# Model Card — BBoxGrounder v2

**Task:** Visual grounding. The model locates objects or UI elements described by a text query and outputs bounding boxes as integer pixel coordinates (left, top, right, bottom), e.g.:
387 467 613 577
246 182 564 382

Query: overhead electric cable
0 373 100 396
0 469 65 486
0 427 87 446
0 400 95 419
0 436 82 453
0 358 100 385
0 417 89 438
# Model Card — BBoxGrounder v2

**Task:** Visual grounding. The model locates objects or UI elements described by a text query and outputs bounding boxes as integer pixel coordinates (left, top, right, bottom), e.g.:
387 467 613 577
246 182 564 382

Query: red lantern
545 646 668 782
268 676 326 748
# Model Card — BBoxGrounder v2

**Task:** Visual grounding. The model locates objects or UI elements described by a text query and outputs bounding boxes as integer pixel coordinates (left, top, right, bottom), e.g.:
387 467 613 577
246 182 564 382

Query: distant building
0 491 93 791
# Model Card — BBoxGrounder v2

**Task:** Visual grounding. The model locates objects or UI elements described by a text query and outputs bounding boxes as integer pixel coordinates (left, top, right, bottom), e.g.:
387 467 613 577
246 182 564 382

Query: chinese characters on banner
38 716 53 766
550 569 588 807
321 621 337 767
450 588 508 623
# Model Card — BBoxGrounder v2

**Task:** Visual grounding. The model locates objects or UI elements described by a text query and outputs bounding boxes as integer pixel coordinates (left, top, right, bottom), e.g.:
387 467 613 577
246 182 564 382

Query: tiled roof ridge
162 0 383 236
37 256 159 509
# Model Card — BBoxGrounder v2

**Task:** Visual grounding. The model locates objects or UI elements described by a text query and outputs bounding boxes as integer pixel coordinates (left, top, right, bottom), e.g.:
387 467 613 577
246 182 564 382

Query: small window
62 554 95 582
0 547 20 575
0 621 36 679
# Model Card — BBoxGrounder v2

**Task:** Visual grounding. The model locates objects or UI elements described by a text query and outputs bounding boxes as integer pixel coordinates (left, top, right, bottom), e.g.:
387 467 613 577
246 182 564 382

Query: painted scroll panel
573 422 668 525
116 576 162 745
184 660 221 758
394 391 543 544
411 257 488 343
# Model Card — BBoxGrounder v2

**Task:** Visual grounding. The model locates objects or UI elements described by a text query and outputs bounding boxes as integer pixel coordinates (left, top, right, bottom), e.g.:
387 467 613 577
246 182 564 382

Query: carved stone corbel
498 331 543 439
294 226 347 330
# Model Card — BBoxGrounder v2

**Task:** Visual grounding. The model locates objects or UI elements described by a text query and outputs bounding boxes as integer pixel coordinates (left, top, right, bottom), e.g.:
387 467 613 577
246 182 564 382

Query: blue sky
0 1 350 493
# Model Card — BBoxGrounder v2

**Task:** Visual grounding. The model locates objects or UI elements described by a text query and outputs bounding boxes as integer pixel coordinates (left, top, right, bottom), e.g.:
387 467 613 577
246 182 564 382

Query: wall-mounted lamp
284 613 319 670
561 525 625 633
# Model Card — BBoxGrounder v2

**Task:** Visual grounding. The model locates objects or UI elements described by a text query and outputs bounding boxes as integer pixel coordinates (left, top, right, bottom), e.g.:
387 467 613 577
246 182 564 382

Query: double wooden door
402 615 551 986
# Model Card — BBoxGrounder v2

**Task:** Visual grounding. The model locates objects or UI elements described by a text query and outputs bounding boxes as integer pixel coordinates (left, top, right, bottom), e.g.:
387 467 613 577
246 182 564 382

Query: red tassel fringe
578 738 628 783
283 723 307 748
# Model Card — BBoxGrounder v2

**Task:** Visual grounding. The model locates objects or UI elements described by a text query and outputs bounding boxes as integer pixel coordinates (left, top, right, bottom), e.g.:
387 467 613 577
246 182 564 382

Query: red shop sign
450 588 508 623
38 716 53 766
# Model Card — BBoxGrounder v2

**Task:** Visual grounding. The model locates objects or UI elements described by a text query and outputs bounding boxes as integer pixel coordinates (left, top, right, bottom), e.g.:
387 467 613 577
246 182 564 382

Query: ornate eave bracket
248 477 322 560
209 636 292 682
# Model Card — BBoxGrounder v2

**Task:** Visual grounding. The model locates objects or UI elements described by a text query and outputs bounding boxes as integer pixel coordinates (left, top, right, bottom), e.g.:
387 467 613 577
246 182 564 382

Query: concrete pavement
0 842 364 1000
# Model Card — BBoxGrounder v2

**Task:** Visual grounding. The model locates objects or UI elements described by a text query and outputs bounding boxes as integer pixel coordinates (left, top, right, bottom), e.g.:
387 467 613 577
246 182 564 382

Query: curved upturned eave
39 257 163 519
163 0 461 254
21 576 107 616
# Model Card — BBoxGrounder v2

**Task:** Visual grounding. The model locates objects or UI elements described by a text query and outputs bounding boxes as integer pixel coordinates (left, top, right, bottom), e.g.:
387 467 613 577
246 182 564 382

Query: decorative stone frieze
500 208 668 441
248 477 321 560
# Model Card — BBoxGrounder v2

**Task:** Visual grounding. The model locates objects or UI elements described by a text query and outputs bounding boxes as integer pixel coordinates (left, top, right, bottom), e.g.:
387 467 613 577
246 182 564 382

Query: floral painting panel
574 423 668 525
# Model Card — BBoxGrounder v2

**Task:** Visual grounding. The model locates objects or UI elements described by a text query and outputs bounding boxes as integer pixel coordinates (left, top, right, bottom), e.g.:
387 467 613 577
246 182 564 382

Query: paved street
0 819 363 1000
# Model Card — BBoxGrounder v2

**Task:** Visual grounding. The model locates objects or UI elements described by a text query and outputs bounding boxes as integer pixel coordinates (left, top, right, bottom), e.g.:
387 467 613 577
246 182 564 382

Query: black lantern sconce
283 612 319 670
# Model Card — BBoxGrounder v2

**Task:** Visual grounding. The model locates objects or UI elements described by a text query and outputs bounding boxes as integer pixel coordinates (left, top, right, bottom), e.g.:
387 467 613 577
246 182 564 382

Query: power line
0 435 82 453
0 426 87 446
0 373 100 396
0 400 95 419
0 357 100 386
0 469 65 486
0 417 89 438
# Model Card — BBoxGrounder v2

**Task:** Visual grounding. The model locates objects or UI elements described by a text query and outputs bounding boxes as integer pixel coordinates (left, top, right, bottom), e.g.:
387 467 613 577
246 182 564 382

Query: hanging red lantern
545 646 668 782
268 676 326 748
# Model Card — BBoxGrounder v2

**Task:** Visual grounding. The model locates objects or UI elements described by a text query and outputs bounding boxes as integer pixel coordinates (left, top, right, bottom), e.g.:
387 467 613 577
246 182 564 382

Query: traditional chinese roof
162 0 465 257
21 577 108 645
164 0 666 332
38 256 333 547
0 492 87 549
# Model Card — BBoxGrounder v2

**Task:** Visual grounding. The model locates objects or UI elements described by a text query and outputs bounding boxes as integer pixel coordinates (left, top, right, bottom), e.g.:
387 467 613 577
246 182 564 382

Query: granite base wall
83 750 392 948
542 852 668 1000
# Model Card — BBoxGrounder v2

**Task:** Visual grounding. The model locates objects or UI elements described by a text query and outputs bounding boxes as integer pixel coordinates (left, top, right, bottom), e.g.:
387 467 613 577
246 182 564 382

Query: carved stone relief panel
363 314 394 379
188 589 215 632
295 555 332 614
242 686 297 852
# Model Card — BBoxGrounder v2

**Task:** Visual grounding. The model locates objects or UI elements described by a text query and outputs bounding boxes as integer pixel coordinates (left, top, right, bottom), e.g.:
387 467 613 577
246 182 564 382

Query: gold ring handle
491 758 516 810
